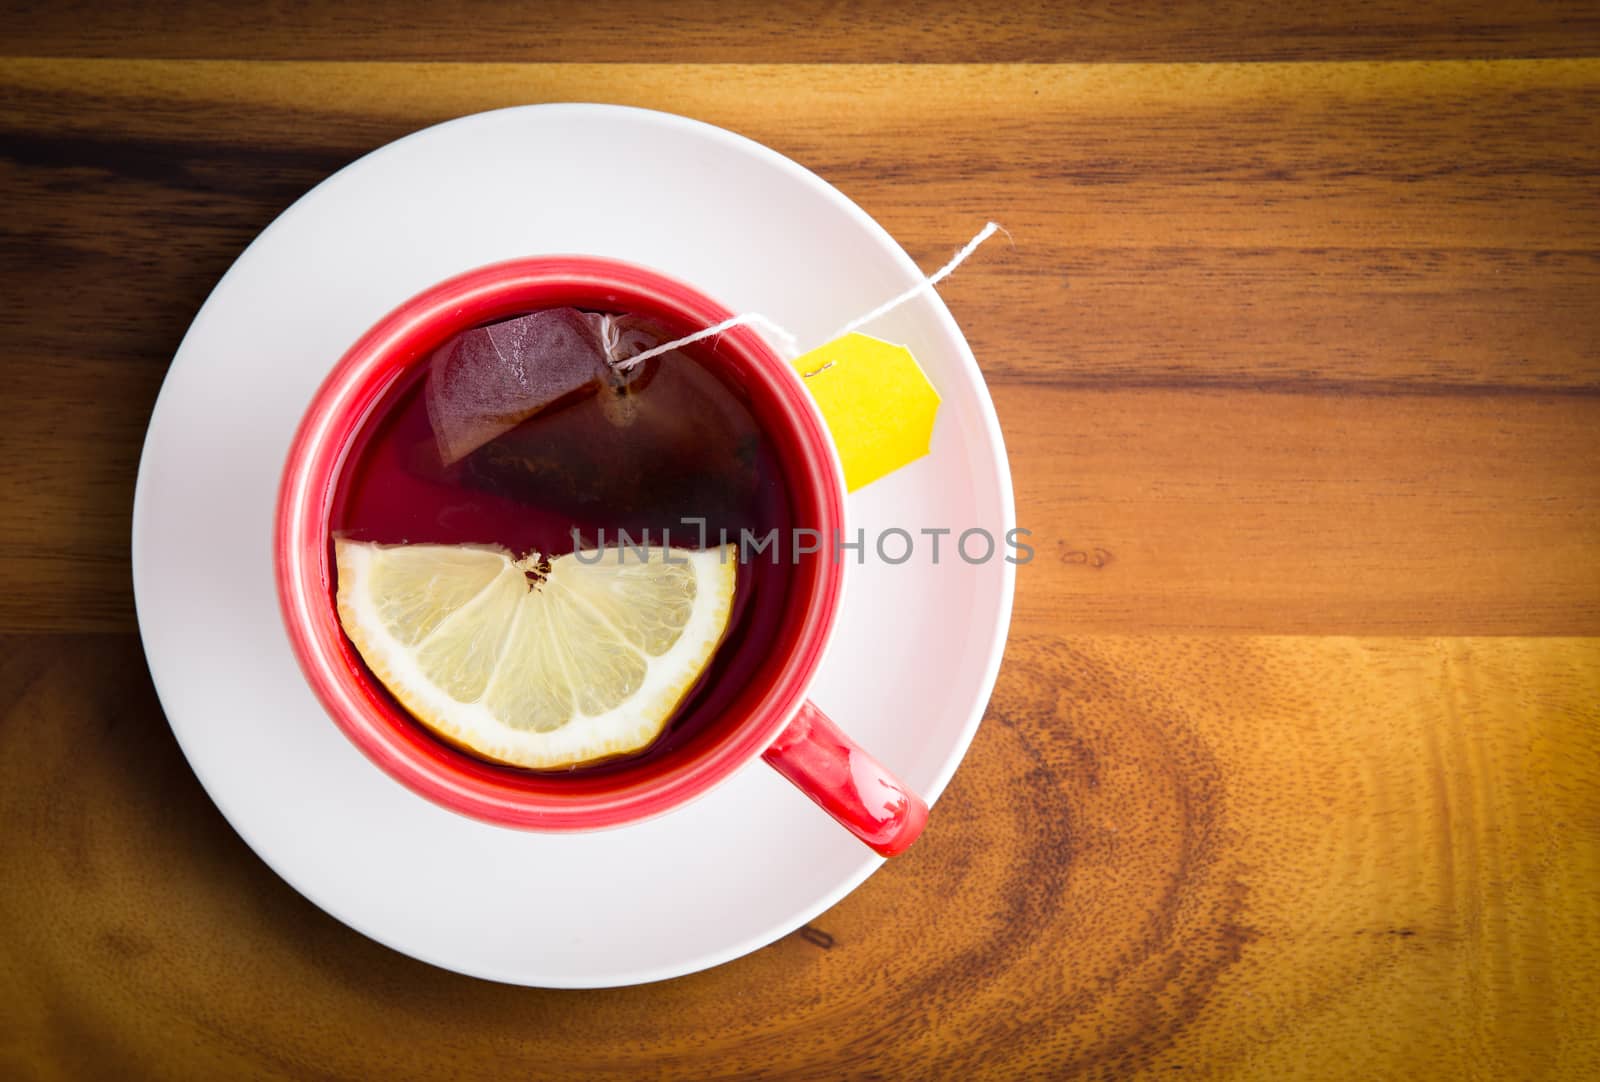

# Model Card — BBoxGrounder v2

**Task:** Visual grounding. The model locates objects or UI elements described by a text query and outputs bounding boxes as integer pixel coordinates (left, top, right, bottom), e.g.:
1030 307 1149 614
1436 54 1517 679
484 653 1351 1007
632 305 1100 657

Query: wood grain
1 59 1597 633
4 0 1600 62
1 634 1595 1079
1005 387 1600 635
6 60 1600 388
3 26 1598 1082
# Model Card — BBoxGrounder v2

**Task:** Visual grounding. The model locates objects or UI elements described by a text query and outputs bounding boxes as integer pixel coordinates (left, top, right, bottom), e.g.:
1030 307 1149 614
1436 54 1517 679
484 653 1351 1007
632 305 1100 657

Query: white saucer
132 104 1015 987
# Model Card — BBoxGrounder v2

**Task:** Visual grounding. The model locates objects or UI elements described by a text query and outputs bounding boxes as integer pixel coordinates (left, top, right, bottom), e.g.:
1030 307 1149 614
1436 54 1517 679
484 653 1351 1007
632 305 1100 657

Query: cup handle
761 701 929 857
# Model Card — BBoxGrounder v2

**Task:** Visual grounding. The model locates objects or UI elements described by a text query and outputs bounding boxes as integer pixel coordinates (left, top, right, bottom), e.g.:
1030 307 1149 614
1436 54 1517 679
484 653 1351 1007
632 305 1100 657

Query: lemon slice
333 539 737 769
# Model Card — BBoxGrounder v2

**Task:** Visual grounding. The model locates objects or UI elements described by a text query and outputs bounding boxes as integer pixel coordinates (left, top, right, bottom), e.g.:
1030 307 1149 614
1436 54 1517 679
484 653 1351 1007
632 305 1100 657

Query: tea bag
471 345 760 525
425 308 614 466
426 307 761 533
425 308 679 466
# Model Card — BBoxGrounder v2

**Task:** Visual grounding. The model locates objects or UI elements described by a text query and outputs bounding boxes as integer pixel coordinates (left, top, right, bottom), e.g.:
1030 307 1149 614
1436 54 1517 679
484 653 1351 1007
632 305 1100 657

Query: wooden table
3 4 1597 1078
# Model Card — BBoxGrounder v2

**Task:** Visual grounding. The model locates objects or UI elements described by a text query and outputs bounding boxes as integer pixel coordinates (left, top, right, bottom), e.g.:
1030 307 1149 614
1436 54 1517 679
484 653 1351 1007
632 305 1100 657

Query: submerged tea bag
425 309 670 465
426 308 762 532
425 308 609 466
471 347 760 525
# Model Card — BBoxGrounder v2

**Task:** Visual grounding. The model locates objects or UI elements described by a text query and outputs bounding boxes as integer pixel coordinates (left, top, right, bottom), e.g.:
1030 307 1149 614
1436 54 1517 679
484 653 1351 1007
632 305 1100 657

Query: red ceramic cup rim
275 257 845 829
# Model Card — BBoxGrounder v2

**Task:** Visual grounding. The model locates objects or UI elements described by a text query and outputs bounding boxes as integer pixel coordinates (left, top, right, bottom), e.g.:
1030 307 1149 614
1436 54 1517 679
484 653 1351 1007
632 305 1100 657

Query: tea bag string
612 221 1004 373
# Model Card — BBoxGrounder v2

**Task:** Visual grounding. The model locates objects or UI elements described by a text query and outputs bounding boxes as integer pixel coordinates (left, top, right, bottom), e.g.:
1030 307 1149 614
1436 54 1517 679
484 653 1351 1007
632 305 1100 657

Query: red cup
275 257 928 857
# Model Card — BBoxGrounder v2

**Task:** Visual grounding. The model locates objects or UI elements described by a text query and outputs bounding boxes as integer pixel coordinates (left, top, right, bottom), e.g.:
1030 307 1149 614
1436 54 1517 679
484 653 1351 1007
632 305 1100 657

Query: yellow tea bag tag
790 333 941 491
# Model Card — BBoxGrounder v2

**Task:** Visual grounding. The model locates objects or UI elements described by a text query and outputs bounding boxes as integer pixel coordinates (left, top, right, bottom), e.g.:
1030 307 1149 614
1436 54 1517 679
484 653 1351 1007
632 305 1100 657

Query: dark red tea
329 308 796 772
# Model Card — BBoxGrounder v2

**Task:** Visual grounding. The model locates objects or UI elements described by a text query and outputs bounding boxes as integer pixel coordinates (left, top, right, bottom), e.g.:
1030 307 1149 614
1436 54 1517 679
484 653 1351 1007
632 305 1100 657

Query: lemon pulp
334 540 737 769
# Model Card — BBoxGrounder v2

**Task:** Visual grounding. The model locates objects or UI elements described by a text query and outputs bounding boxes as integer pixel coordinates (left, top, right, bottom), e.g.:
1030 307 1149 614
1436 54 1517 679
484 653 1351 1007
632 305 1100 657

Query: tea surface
329 310 796 771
